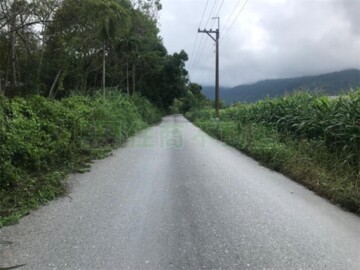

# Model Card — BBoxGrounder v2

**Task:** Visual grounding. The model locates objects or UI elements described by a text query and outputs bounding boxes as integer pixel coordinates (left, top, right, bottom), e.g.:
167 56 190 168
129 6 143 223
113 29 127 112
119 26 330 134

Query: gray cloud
337 0 360 36
159 0 360 87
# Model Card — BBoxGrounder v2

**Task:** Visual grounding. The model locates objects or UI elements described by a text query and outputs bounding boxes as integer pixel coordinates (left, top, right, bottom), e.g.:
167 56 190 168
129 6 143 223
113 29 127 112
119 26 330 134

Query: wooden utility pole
198 17 220 117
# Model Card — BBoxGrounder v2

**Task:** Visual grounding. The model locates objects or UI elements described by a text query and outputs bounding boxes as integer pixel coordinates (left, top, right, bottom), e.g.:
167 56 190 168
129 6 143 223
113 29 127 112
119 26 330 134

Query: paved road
1 115 359 270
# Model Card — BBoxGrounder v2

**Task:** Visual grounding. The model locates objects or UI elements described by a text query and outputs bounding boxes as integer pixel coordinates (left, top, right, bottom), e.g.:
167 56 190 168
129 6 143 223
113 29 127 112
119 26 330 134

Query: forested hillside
0 0 189 109
202 69 360 103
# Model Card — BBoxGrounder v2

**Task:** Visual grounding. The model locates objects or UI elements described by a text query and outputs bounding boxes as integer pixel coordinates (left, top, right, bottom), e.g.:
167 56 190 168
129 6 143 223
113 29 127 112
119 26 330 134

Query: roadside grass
187 90 360 214
0 91 162 227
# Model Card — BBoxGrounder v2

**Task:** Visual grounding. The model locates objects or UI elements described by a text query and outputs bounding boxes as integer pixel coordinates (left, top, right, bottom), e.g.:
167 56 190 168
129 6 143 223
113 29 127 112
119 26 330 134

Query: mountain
201 86 231 100
201 69 360 104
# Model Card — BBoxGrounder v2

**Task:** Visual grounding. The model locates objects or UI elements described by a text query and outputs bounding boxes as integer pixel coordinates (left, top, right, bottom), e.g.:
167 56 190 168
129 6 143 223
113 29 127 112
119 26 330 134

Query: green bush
0 92 161 226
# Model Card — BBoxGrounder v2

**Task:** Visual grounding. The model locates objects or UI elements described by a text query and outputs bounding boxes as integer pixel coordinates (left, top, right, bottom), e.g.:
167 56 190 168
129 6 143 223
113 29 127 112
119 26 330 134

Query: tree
0 0 194 110
131 0 162 22
43 0 130 97
0 0 57 96
32 0 61 93
170 83 209 113
89 0 129 95
141 49 189 109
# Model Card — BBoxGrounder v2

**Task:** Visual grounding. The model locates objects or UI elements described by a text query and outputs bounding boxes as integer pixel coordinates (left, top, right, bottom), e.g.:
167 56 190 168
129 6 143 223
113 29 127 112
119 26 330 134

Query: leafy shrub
0 92 161 225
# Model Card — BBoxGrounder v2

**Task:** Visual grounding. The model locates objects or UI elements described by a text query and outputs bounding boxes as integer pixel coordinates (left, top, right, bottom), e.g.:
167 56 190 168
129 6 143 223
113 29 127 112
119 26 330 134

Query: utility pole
198 17 220 117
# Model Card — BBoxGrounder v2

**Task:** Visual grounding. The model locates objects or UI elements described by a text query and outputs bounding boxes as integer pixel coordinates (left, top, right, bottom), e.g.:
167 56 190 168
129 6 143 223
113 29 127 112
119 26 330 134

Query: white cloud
159 0 360 87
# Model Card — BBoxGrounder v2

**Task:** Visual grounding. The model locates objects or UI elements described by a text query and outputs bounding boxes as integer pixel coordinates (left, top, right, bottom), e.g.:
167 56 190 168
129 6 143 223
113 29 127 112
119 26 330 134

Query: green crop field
187 90 360 214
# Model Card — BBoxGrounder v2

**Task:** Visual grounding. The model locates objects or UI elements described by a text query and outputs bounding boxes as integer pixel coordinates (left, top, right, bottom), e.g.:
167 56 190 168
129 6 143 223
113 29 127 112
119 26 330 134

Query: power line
190 0 250 85
190 0 225 75
198 18 220 117
202 0 249 68
188 35 199 71
222 0 249 38
188 0 211 72
215 0 225 18
196 0 224 64
199 0 211 28
203 0 219 29
191 0 219 72
201 0 225 65
203 0 243 66
220 0 243 33
207 0 224 30
189 34 205 72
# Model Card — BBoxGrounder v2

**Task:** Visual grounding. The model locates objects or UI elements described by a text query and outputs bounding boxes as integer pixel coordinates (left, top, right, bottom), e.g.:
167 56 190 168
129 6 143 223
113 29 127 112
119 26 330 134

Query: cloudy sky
158 0 360 87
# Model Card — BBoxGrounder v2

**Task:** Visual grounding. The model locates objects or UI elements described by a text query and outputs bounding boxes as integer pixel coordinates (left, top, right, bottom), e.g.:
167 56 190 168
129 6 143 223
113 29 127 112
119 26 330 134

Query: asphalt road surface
1 115 359 270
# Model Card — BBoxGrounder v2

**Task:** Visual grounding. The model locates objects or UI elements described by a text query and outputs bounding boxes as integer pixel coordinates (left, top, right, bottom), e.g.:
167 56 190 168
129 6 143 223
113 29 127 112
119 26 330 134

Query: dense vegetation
0 92 161 226
1 0 358 224
0 0 194 226
187 90 360 213
170 83 211 113
202 69 360 104
0 0 189 109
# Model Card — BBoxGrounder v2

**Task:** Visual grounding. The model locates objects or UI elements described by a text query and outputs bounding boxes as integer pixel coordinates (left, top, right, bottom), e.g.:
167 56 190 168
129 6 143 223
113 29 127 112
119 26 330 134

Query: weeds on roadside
0 92 161 226
187 89 360 213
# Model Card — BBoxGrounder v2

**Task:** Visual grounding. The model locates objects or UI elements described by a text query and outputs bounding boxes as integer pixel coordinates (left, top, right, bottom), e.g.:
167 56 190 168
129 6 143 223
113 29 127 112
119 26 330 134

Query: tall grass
222 91 360 169
187 89 360 213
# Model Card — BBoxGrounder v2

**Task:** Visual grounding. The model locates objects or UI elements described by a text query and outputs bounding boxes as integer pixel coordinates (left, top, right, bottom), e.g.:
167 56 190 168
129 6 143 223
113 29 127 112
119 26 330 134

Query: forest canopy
0 0 189 109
